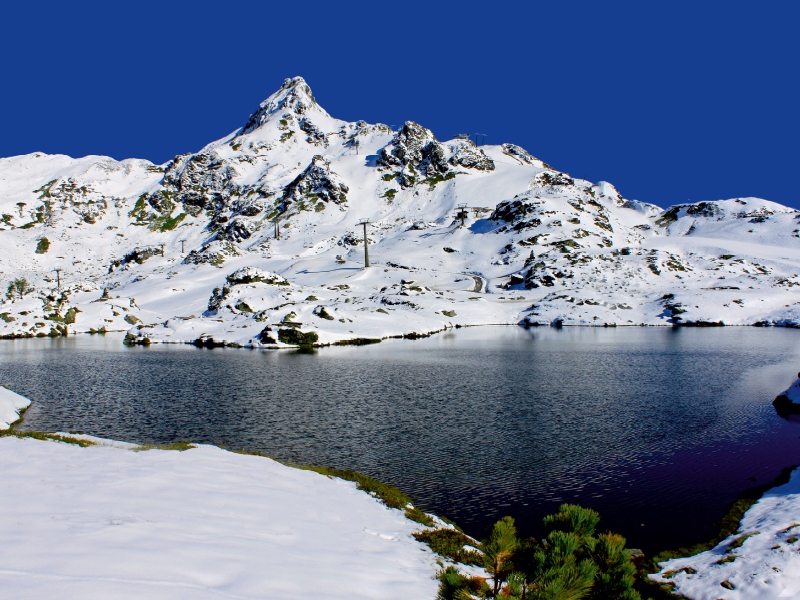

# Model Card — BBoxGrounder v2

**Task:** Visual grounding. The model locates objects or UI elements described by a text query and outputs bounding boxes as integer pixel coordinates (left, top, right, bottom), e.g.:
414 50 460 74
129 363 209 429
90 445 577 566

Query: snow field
0 435 440 599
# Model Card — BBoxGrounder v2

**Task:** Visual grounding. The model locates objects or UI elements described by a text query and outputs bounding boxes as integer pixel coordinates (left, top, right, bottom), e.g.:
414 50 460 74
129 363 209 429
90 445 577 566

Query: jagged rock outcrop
491 198 543 230
448 140 495 171
377 121 450 187
280 156 348 211
242 77 325 133
299 118 328 147
219 217 252 243
502 143 540 166
226 267 288 286
532 171 575 187
158 151 238 212
207 267 289 313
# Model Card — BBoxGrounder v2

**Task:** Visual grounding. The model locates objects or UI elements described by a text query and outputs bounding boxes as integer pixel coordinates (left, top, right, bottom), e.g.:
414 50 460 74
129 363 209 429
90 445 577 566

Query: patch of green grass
442 310 456 317
405 506 434 527
45 307 80 324
382 172 398 181
35 237 50 254
422 171 455 190
136 440 195 452
278 328 319 346
0 429 96 447
729 531 759 549
376 308 389 314
333 338 382 346
382 188 397 202
314 307 334 320
413 528 483 566
235 301 254 313
715 555 738 564
157 212 187 232
128 193 153 223
301 465 411 509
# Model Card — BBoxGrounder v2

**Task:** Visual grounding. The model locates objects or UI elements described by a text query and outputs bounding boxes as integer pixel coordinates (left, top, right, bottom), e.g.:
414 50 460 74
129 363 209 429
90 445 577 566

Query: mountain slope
1 76 798 346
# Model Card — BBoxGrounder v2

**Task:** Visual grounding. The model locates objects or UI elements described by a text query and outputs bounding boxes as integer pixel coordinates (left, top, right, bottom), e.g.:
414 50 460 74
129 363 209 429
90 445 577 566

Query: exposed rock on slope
281 156 349 212
242 76 325 133
377 121 450 186
502 143 543 166
448 140 495 171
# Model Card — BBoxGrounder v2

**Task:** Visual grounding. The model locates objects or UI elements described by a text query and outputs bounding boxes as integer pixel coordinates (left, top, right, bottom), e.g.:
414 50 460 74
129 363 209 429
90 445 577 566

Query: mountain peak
242 76 328 134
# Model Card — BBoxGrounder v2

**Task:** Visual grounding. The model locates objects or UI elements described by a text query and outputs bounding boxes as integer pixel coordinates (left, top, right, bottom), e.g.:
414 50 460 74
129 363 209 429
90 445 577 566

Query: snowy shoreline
0 391 449 599
2 319 795 352
651 376 800 599
0 436 444 599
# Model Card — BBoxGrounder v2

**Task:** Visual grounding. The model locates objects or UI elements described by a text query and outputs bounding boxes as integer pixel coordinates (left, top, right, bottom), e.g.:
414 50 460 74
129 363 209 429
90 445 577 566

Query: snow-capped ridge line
241 76 328 134
1 75 799 346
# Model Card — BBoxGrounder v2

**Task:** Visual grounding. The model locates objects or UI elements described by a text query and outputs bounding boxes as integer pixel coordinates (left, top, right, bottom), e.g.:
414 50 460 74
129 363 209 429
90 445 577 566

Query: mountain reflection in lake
3 326 799 555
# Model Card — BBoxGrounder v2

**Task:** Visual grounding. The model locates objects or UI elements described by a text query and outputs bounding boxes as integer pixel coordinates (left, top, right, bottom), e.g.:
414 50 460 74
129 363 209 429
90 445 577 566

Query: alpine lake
2 326 799 557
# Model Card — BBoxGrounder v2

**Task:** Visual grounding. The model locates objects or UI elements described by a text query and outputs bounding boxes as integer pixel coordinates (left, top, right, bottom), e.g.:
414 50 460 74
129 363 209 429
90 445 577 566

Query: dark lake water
2 326 799 555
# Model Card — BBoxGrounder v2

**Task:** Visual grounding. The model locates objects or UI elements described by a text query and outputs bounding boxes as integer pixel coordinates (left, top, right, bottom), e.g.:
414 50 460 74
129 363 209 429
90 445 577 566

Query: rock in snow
1 75 800 346
0 435 439 599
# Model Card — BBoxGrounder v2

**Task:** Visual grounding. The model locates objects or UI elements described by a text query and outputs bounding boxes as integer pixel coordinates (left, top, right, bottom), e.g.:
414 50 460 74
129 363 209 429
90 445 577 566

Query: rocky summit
1 76 799 347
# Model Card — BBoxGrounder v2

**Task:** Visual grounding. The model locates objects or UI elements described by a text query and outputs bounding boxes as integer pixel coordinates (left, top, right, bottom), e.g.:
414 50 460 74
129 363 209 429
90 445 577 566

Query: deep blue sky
1 1 798 208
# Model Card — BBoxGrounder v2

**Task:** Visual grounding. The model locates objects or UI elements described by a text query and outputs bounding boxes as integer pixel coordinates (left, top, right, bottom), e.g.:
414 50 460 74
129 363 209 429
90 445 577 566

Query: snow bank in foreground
0 436 438 599
0 386 31 429
651 468 800 599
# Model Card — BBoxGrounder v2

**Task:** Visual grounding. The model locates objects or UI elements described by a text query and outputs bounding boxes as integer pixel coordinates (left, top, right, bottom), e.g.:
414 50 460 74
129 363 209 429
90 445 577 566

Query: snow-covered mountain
1 76 799 346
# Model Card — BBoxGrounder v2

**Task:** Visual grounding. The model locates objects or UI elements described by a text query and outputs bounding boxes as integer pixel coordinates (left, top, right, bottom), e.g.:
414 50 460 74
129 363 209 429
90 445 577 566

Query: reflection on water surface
2 326 799 554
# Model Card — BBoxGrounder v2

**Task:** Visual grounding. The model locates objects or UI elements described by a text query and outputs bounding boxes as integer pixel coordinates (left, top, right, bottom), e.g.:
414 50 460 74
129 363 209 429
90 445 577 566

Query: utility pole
274 217 281 240
180 240 185 254
457 203 467 227
54 268 61 290
357 219 370 268
159 243 165 256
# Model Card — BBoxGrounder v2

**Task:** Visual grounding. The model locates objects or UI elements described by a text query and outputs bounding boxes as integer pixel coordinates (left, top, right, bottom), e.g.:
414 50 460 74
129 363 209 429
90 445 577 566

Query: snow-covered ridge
1 75 799 346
